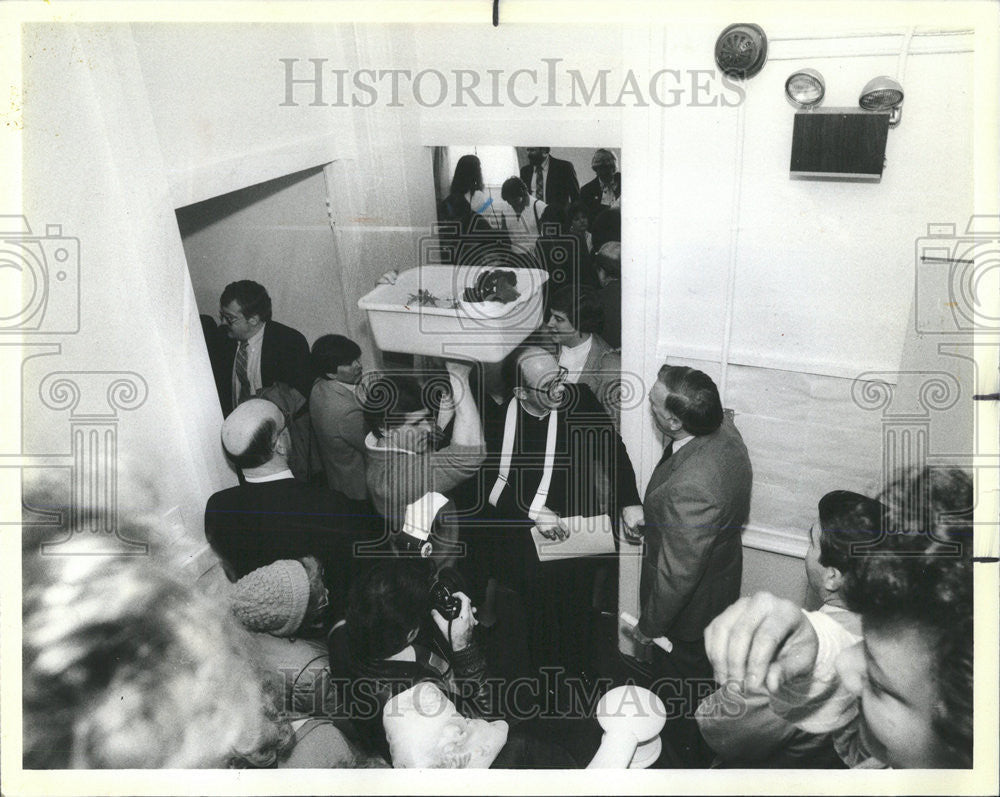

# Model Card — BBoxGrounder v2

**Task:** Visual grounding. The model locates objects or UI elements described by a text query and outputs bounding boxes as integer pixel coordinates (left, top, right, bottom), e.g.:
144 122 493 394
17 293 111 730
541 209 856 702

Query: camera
0 215 80 334
914 217 1000 334
429 567 465 621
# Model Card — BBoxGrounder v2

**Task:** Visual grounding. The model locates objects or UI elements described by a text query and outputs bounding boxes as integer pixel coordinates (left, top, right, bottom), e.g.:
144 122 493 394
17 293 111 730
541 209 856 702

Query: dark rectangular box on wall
790 109 891 182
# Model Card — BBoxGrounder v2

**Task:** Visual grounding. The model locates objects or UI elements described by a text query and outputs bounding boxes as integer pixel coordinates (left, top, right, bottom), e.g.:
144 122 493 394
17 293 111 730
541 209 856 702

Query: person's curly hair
23 537 286 768
844 466 974 768
22 471 296 769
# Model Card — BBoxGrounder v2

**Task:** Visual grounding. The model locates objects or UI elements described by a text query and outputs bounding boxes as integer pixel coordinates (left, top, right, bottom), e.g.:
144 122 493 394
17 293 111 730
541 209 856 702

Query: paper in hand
531 514 615 561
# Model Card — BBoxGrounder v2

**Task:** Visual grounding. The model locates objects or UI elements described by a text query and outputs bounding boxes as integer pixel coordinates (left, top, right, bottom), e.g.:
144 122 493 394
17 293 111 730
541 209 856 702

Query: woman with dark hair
330 559 583 768
437 155 505 266
449 154 485 203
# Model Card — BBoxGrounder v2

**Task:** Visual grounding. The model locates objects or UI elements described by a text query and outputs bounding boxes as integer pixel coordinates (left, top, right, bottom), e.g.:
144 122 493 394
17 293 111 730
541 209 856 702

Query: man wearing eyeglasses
580 149 621 226
205 398 374 619
472 344 640 679
216 280 312 415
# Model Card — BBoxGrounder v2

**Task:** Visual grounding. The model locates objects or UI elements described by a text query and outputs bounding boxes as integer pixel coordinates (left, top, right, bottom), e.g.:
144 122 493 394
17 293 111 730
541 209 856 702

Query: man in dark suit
205 398 375 616
579 149 621 225
621 364 752 764
519 147 580 211
216 280 313 414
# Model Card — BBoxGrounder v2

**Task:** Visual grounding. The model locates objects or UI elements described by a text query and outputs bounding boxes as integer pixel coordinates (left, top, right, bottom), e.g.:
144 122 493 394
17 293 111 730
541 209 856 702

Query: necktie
235 340 251 407
534 165 544 201
656 441 674 468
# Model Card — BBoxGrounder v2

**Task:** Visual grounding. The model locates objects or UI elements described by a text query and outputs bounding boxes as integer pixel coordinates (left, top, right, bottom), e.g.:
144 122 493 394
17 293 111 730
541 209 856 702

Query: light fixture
785 68 825 109
859 76 904 127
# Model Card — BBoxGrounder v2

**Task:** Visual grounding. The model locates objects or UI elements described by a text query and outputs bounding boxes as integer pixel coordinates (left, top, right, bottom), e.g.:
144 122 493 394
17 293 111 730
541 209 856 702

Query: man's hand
620 505 644 541
704 592 819 694
623 622 654 648
532 505 568 541
431 590 477 652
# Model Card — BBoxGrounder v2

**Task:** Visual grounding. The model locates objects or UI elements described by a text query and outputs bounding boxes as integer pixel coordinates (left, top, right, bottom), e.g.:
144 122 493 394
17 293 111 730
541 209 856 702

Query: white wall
636 25 976 556
177 167 350 353
21 25 238 570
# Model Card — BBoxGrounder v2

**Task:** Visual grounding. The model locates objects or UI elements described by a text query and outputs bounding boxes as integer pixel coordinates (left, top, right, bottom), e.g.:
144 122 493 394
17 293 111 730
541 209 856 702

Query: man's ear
824 566 845 595
273 425 291 457
246 313 262 328
513 386 527 402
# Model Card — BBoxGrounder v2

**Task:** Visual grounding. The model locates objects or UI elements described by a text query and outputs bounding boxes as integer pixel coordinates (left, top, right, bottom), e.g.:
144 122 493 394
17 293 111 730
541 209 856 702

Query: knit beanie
231 560 310 637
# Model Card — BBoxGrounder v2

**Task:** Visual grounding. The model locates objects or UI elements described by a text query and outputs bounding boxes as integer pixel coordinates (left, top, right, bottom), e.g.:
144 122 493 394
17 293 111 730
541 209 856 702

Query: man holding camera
331 559 488 759
332 558 583 768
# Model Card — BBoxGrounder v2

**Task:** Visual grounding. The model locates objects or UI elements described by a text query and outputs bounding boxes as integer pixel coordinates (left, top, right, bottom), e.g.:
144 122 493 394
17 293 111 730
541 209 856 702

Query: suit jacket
638 417 752 642
310 378 369 501
218 319 313 413
580 172 621 223
595 280 621 350
519 156 580 210
573 334 621 432
204 477 373 611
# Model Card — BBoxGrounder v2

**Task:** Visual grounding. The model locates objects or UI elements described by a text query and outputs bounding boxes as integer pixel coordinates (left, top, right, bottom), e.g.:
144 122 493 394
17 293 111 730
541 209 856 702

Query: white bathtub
357 265 548 362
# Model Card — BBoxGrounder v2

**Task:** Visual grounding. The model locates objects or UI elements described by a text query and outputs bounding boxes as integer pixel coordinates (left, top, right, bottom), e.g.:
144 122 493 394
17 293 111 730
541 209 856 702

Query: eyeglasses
522 367 568 399
219 310 243 325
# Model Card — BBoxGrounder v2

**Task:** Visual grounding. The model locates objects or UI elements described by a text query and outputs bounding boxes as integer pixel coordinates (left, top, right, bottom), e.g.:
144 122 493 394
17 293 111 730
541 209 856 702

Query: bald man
472 345 640 676
205 399 376 616
579 149 621 225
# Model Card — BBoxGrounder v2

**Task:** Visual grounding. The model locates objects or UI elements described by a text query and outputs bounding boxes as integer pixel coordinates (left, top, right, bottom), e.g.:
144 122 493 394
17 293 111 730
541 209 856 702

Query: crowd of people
20 146 976 772
436 148 622 314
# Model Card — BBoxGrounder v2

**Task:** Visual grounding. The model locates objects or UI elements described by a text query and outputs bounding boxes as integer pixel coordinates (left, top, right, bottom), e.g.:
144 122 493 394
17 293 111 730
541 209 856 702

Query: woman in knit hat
231 557 333 714
229 557 387 767
233 558 319 637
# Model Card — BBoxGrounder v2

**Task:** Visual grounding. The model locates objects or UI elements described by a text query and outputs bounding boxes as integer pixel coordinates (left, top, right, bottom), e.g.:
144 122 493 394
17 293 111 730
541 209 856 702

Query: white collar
244 468 294 483
365 431 416 456
562 334 592 354
671 434 694 454
516 397 551 419
330 378 359 396
385 644 416 663
245 322 266 346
